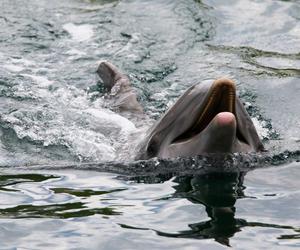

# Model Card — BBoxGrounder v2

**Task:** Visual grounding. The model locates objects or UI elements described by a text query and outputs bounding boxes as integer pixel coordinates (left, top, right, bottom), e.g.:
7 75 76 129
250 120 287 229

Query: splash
63 23 94 42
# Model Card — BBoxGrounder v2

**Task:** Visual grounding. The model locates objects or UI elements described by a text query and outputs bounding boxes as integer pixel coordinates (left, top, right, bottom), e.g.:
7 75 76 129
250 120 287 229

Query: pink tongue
215 112 235 125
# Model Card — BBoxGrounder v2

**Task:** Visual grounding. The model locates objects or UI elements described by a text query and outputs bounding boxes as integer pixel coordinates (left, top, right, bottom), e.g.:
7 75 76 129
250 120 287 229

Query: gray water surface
0 163 299 249
0 0 300 249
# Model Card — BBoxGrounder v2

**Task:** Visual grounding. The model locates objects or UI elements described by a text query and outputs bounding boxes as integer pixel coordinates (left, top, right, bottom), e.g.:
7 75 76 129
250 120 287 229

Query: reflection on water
0 164 299 249
0 202 121 219
166 174 245 246
0 172 124 218
154 173 299 246
0 173 59 192
51 187 126 197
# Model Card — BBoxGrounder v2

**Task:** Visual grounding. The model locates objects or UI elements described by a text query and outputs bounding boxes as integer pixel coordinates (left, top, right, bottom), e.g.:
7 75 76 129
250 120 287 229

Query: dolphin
97 61 265 160
97 61 143 113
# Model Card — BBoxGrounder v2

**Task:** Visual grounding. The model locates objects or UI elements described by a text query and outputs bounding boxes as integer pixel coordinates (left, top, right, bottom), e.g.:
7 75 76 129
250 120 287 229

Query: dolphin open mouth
172 79 245 143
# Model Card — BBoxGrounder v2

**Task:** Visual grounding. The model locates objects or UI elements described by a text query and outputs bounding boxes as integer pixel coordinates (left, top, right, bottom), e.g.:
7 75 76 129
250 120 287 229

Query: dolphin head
136 78 265 160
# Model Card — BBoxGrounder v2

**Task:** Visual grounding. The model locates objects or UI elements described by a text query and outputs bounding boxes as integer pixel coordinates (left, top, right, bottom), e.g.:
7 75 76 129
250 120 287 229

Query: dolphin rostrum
97 61 265 160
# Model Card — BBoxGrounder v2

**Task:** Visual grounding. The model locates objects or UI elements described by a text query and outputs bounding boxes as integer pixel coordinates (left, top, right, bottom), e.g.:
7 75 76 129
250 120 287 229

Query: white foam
21 74 53 87
2 57 35 72
252 117 269 139
65 48 87 56
63 23 94 42
64 129 116 162
3 108 117 162
11 58 35 66
3 64 24 72
85 108 137 133
1 65 137 162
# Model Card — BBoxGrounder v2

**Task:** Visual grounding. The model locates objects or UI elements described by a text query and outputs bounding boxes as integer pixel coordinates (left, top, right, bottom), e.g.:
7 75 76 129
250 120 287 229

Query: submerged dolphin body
97 62 265 160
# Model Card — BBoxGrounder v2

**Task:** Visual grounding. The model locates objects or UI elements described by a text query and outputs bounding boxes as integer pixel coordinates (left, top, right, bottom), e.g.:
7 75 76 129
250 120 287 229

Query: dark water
0 0 300 249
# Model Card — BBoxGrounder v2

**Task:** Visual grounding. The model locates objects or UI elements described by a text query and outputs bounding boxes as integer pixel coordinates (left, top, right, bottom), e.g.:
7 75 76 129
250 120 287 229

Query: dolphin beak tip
215 112 236 126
